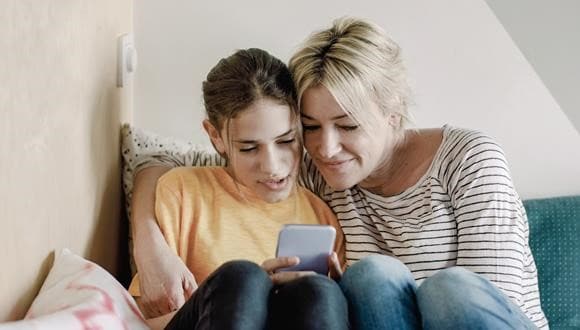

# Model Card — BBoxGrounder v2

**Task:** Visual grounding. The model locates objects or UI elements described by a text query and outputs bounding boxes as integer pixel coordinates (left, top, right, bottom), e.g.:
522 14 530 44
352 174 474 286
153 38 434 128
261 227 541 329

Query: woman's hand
135 243 197 318
261 256 316 285
132 166 196 317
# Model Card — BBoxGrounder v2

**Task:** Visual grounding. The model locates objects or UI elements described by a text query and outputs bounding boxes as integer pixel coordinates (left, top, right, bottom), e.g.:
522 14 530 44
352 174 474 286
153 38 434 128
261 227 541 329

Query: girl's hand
261 256 316 285
328 252 343 280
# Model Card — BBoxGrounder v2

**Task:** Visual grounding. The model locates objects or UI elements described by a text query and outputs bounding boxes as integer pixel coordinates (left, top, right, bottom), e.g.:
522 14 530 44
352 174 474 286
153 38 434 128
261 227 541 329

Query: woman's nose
317 128 341 159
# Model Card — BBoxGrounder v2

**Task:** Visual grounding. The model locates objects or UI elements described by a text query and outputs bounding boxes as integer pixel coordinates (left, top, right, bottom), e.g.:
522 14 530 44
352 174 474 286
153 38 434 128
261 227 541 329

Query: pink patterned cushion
0 249 149 330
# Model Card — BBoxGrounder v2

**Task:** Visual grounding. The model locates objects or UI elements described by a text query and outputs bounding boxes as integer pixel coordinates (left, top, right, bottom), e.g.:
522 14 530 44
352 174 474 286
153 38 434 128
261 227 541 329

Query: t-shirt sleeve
154 172 185 255
445 131 535 306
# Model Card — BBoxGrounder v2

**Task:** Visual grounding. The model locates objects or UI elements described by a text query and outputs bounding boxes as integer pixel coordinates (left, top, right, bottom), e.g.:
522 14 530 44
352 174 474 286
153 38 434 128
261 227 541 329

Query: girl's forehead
226 100 296 142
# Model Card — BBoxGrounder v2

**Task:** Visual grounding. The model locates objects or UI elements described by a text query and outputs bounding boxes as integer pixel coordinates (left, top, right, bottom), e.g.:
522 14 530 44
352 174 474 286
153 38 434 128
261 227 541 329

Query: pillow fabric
120 124 222 274
524 195 580 329
0 249 148 330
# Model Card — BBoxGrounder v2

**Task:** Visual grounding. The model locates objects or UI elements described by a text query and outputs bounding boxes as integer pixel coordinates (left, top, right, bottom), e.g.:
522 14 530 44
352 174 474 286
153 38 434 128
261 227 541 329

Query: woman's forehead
301 85 347 119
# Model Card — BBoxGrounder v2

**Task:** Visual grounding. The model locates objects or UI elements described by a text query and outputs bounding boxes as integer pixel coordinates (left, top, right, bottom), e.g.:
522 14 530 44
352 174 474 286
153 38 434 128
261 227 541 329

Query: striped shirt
301 125 547 328
135 125 547 328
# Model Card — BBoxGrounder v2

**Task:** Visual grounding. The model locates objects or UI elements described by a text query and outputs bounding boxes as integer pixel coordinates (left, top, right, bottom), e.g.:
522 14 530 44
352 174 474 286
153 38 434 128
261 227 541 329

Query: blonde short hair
289 17 411 133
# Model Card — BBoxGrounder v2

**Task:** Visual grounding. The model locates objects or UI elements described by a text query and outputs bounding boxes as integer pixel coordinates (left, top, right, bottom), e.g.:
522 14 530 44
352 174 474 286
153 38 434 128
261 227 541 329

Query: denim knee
288 275 346 305
416 266 480 305
416 267 535 329
339 255 420 330
210 260 271 292
166 260 271 330
340 254 416 296
214 260 267 279
271 275 348 330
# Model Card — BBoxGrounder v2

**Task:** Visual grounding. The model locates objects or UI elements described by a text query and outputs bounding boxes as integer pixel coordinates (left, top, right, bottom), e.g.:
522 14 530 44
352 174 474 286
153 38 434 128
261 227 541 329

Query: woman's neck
360 129 442 197
359 134 411 196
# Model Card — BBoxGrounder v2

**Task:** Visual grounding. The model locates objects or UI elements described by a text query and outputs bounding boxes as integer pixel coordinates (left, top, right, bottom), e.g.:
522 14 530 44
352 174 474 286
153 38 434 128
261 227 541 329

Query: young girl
132 48 348 330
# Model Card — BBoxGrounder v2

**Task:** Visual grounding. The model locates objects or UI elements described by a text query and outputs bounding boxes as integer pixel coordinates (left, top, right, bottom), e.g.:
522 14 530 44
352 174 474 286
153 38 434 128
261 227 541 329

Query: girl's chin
258 187 293 203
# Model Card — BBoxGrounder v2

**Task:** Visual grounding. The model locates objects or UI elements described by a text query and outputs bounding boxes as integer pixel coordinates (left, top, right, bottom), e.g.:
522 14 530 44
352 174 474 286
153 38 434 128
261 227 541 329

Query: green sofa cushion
524 195 580 329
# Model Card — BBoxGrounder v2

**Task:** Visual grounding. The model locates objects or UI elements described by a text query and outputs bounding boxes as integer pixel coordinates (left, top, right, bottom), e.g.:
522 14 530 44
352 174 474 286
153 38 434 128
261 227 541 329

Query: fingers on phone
281 256 300 266
261 256 300 273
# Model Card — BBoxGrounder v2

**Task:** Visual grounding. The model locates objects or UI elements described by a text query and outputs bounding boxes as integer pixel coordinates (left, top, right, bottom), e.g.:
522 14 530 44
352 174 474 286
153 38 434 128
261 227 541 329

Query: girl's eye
339 125 359 131
239 146 257 153
302 124 320 131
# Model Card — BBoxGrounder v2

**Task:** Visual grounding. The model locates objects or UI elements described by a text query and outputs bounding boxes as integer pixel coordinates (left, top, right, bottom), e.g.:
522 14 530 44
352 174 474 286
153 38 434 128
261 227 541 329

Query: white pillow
0 249 149 330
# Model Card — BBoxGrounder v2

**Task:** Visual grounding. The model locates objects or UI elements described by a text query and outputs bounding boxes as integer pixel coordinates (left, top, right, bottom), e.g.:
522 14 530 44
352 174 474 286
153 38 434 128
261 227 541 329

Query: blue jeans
165 260 348 330
339 255 537 330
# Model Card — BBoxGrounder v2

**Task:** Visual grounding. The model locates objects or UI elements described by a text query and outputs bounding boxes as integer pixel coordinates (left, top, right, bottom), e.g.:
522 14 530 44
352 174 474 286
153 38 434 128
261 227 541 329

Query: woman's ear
203 119 226 154
387 112 402 129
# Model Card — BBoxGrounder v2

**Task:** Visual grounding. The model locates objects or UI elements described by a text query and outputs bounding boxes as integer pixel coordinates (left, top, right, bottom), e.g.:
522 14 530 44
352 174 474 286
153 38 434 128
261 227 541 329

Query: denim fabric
165 260 348 330
165 260 272 330
339 255 421 330
268 275 349 330
339 255 537 330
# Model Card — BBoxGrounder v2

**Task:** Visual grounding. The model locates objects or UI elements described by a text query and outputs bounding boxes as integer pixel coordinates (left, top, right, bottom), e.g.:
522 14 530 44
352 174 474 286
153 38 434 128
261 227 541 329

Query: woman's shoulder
438 125 505 162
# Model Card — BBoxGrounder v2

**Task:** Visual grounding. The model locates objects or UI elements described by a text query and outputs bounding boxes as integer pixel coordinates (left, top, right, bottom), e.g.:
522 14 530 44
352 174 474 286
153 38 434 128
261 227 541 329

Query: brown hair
203 48 298 131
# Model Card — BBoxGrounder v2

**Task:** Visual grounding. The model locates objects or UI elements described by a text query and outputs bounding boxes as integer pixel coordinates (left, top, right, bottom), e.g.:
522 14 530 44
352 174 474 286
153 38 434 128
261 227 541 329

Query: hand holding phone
275 224 336 275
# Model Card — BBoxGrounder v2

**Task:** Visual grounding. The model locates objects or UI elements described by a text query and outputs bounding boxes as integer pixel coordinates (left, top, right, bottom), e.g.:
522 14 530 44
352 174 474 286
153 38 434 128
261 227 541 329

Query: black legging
165 260 349 330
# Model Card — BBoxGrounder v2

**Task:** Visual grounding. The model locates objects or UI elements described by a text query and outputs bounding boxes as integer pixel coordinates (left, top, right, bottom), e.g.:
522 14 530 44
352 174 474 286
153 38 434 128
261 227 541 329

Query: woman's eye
278 139 295 145
302 124 320 131
339 125 359 131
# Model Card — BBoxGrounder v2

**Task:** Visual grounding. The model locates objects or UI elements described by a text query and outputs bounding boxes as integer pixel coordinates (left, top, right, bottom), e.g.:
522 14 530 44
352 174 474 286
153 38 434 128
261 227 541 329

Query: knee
285 276 348 315
340 255 415 295
417 267 524 329
289 275 344 299
417 267 484 318
213 260 270 287
417 267 479 302
272 276 348 330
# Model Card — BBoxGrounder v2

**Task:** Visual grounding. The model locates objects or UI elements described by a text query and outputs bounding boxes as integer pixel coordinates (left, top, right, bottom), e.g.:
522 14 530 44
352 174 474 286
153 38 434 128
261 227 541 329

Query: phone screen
275 224 336 275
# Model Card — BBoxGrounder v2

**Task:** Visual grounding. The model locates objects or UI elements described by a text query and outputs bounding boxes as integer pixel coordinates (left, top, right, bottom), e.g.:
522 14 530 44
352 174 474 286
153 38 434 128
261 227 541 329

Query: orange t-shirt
129 167 344 295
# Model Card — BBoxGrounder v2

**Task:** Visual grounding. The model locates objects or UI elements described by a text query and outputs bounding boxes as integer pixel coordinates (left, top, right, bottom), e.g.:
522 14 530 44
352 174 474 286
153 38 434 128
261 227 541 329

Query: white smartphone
275 224 336 275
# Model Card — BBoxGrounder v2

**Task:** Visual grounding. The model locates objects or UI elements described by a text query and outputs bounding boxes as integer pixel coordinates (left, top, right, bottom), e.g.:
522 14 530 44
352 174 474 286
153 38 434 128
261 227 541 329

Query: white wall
134 0 580 199
486 0 580 135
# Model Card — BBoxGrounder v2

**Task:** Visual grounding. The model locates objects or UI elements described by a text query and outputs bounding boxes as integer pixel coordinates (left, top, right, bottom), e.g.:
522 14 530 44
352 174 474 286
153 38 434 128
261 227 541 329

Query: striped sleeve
444 131 538 310
134 146 225 174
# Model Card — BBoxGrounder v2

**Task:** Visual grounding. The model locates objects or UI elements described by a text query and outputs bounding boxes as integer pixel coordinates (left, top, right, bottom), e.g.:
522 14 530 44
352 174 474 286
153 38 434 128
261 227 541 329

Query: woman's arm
448 133 540 309
132 166 196 318
145 310 177 330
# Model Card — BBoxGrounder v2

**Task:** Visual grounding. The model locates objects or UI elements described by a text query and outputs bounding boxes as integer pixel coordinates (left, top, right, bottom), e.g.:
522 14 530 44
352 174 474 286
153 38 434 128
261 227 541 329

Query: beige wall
0 0 133 321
